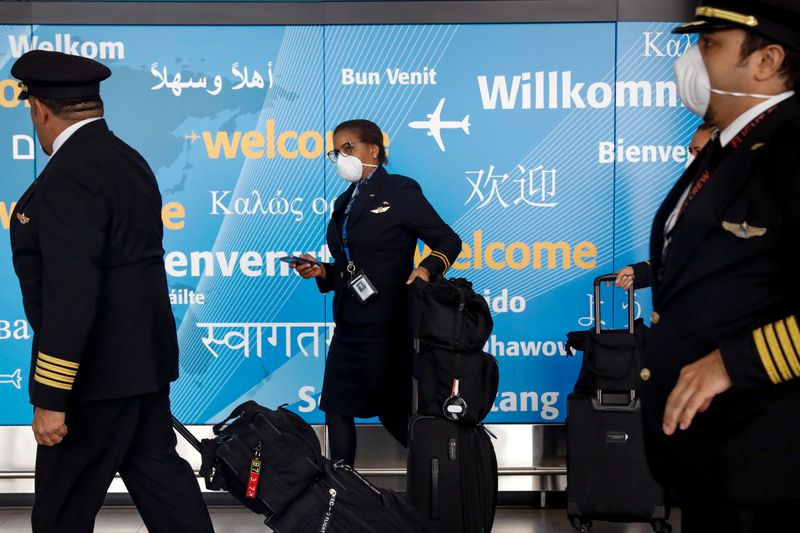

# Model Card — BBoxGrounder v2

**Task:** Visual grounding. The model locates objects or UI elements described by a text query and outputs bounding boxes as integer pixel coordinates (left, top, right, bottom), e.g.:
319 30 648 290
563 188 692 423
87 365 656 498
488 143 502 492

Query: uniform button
640 368 651 381
650 311 660 324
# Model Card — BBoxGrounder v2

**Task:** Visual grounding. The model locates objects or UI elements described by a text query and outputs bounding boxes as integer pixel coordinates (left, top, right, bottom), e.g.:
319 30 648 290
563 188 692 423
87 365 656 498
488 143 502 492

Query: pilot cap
673 0 800 51
11 50 111 101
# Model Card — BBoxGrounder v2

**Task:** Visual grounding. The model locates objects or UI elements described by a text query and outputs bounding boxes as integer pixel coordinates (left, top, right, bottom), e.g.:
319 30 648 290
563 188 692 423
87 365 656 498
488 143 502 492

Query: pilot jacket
10 119 179 412
641 94 800 502
316 166 462 418
10 119 212 533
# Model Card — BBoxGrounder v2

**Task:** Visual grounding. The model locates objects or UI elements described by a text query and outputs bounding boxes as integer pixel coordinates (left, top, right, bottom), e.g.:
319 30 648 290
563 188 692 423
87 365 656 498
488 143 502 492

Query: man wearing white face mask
293 119 461 467
636 1 800 530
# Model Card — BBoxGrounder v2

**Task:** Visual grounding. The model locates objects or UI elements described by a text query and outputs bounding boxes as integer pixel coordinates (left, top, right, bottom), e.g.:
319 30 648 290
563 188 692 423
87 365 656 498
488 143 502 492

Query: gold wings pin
16 213 30 225
722 221 766 239
370 201 390 214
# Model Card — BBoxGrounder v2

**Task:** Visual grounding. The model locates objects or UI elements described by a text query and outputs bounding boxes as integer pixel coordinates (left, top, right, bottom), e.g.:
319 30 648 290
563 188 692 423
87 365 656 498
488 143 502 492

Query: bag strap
212 400 257 434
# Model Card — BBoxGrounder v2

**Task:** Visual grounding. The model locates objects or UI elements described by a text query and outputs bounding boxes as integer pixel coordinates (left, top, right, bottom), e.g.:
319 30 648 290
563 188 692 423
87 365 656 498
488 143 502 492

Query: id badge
348 270 379 304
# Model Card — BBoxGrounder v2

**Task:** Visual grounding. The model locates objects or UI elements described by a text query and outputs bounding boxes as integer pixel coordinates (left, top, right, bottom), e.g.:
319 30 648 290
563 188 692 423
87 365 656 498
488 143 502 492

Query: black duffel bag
414 343 499 425
198 400 323 517
566 318 646 393
408 277 493 352
565 275 647 393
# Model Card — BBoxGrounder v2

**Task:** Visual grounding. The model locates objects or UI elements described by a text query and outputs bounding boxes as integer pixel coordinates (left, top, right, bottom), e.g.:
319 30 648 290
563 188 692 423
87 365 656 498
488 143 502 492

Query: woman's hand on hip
293 254 326 280
406 266 431 284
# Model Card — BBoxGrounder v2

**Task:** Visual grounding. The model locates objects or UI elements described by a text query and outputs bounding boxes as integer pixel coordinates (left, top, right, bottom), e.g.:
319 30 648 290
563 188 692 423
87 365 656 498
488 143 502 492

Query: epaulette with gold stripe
753 316 800 384
33 352 78 391
428 250 451 274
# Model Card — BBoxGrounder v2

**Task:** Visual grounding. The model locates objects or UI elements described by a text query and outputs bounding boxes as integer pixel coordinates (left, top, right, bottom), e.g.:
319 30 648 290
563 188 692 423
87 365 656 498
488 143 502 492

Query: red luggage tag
245 443 262 499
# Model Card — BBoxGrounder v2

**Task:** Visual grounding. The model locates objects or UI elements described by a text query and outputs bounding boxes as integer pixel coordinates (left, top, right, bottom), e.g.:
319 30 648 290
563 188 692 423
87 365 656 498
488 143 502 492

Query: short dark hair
36 95 104 120
333 119 388 165
740 33 800 91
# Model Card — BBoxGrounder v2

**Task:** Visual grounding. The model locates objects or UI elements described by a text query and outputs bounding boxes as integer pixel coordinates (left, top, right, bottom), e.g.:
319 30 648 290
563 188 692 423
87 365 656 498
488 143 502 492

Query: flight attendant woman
294 119 461 466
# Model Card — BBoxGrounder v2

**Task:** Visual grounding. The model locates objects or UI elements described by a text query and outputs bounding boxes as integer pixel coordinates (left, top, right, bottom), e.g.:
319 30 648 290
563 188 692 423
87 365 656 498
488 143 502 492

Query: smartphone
279 255 322 267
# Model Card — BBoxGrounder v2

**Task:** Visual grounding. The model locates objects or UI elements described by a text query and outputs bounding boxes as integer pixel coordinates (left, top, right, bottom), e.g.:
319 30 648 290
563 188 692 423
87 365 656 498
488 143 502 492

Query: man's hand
614 266 635 290
32 407 67 446
292 254 325 280
662 349 733 435
406 266 431 284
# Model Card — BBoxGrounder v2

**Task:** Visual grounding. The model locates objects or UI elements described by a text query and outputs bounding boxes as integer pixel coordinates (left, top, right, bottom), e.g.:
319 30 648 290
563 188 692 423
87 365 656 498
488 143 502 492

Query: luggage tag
442 377 468 421
245 442 262 499
346 261 378 304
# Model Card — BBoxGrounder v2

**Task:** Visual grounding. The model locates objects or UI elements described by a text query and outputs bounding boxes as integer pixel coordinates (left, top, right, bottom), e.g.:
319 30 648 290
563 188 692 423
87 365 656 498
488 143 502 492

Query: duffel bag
199 400 323 516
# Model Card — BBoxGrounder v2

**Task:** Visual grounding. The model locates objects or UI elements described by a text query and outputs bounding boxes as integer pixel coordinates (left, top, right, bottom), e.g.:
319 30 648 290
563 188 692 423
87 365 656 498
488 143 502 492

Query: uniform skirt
319 284 413 418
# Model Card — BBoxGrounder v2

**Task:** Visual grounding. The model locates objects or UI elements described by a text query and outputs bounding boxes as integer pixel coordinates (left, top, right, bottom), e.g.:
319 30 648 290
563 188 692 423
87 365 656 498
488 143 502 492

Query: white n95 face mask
337 153 377 183
675 44 774 118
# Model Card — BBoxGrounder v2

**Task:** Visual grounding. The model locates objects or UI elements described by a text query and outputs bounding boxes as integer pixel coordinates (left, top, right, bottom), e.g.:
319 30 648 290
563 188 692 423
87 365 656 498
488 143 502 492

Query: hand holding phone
283 254 326 280
280 255 322 267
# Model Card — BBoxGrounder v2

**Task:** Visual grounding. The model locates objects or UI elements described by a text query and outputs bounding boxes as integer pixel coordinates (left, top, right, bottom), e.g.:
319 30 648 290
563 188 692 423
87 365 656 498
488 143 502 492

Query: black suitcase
407 415 498 533
267 459 435 533
565 275 671 533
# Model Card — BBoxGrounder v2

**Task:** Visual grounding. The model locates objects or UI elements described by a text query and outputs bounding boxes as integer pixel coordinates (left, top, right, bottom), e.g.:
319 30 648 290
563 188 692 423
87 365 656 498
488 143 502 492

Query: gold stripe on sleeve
36 360 78 377
775 320 800 378
429 251 451 271
33 373 73 391
34 368 75 384
37 352 79 370
764 323 792 381
753 328 781 384
787 316 800 354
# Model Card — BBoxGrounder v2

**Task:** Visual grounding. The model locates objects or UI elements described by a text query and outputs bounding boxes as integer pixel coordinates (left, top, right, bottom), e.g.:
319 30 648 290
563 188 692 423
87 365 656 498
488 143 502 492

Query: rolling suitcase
267 459 435 533
406 277 499 532
407 340 498 533
172 401 434 533
565 274 671 533
407 415 497 533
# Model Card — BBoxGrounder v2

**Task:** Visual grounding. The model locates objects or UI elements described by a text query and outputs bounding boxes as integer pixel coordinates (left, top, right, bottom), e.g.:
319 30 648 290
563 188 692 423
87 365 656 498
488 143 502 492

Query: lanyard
339 168 376 269
341 180 363 266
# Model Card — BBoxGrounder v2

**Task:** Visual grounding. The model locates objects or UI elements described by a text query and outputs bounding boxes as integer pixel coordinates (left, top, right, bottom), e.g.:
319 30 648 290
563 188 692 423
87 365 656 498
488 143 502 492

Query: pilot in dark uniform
294 119 462 466
638 2 800 530
9 51 213 533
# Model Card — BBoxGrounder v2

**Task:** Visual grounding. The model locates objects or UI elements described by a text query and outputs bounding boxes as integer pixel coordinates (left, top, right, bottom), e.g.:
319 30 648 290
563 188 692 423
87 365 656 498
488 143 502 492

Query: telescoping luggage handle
593 274 637 406
172 415 201 452
593 274 635 335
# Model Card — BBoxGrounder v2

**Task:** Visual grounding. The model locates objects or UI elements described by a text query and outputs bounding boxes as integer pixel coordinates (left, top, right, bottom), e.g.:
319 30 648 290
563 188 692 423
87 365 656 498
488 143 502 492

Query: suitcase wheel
569 516 591 532
651 519 672 533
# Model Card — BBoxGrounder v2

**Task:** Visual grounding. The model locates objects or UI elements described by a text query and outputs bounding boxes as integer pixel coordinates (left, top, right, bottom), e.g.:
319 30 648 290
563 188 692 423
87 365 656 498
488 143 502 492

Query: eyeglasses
326 140 363 163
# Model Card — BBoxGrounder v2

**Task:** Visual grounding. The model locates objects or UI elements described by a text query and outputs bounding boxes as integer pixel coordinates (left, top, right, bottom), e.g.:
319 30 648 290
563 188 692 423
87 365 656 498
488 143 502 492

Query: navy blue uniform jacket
641 95 800 501
10 120 178 412
315 166 461 417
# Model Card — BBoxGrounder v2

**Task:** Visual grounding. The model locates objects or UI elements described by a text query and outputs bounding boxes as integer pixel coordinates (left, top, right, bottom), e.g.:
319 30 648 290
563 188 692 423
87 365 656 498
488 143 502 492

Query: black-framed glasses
326 140 363 163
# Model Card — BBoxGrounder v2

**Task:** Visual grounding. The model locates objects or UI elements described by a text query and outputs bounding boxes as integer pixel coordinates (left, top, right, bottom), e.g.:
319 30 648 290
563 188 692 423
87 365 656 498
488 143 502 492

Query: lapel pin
722 220 766 239
750 142 765 151
16 213 30 225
